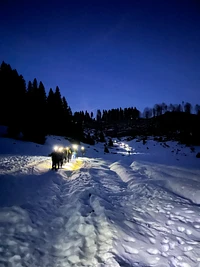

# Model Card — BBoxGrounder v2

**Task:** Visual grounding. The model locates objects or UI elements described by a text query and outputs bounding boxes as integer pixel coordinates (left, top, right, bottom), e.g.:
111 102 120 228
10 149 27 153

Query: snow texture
0 126 200 266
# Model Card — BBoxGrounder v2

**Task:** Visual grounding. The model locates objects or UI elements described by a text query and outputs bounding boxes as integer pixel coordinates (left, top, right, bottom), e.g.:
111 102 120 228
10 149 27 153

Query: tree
47 88 55 134
143 107 150 119
96 109 101 122
0 62 13 125
152 108 156 117
184 102 192 114
154 104 162 116
175 104 182 112
22 79 47 144
161 102 168 114
61 96 72 136
169 104 175 112
36 81 47 139
54 86 64 134
6 70 26 138
195 104 200 115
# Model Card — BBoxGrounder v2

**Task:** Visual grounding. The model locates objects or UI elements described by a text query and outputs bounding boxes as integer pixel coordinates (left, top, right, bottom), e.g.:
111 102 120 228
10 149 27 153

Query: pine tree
7 72 26 137
36 81 47 141
22 79 47 144
47 88 55 134
61 96 72 136
0 62 13 125
54 86 64 134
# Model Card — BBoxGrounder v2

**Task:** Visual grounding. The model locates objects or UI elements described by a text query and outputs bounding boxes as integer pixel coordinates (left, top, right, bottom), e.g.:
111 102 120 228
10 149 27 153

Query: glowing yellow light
73 144 78 150
58 147 63 151
66 147 69 150
64 159 83 171
81 146 84 150
54 146 58 151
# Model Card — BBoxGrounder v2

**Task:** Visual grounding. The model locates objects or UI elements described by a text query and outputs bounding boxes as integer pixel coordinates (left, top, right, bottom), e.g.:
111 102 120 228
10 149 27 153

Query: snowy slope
0 130 200 267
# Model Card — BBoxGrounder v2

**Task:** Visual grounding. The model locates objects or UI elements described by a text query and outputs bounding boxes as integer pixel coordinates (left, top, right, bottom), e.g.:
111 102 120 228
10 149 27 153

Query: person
57 148 64 168
63 148 68 163
73 150 77 159
67 148 72 162
50 150 59 170
81 147 85 156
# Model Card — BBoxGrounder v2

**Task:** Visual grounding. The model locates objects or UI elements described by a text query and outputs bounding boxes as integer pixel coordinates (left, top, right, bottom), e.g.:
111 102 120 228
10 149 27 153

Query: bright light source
81 146 84 150
54 146 58 151
58 147 63 151
72 145 78 149
66 147 69 150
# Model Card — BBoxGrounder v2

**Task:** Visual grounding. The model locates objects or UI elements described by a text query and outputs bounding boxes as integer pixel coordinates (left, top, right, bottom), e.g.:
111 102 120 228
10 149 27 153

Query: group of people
50 146 74 170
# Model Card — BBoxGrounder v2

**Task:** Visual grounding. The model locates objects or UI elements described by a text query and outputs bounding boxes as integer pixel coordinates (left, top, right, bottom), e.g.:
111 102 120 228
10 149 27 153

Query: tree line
73 107 140 125
0 61 199 144
143 102 200 119
0 61 82 143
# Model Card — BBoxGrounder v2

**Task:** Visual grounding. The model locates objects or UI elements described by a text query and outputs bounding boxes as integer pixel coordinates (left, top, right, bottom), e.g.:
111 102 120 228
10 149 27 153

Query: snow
0 127 200 266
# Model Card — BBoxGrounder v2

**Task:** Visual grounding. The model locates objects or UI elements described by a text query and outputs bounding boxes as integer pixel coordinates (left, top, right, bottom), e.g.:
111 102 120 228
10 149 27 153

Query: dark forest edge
0 61 200 146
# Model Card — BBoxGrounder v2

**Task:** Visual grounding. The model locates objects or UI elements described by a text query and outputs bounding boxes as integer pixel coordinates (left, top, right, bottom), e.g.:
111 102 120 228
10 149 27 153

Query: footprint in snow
147 248 160 255
184 210 194 214
123 236 136 242
161 237 169 244
169 241 176 250
166 220 175 226
177 226 185 232
161 244 169 252
170 213 186 222
122 244 139 254
186 229 192 235
186 240 198 245
149 237 156 244
183 246 193 252
176 237 185 244
165 204 174 209
161 252 168 257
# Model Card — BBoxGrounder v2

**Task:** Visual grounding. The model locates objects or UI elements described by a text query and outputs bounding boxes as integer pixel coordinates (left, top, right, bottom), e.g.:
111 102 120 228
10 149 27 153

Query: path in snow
0 156 119 266
0 143 200 266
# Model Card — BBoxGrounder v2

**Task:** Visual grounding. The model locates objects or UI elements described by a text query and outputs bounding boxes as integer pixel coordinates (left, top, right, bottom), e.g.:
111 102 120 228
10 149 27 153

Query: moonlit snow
0 126 200 267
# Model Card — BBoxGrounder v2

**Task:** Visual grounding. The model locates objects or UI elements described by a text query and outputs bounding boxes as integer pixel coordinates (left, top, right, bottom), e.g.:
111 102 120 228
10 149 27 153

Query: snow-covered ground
0 126 200 267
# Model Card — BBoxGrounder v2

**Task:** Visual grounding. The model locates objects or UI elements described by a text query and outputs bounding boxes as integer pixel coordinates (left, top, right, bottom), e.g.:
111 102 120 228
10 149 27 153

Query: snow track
0 135 200 266
0 155 50 175
109 160 200 267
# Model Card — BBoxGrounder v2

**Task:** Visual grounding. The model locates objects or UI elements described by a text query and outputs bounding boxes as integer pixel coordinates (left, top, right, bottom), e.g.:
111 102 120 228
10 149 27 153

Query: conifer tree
47 88 55 134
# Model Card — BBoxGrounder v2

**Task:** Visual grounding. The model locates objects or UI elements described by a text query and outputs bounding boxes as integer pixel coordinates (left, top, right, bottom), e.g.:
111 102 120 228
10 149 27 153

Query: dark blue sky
0 0 199 114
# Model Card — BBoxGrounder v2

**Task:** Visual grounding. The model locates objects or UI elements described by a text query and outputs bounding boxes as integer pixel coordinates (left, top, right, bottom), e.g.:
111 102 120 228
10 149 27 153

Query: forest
0 61 200 145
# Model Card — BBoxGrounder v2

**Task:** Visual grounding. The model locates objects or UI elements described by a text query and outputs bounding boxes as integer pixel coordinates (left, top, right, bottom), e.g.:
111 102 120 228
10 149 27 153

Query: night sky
0 0 199 114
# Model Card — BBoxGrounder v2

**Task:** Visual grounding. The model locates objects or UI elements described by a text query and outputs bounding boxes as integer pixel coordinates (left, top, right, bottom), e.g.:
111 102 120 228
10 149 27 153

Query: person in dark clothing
50 151 59 170
63 148 68 163
57 148 64 168
50 146 64 170
67 148 72 162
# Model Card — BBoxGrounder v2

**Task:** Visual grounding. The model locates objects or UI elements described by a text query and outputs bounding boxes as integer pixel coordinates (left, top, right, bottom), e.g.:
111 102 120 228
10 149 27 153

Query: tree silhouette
184 102 192 114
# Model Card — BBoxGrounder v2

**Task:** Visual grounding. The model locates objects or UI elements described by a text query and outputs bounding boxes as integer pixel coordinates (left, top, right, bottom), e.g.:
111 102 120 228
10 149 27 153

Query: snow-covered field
0 126 200 267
